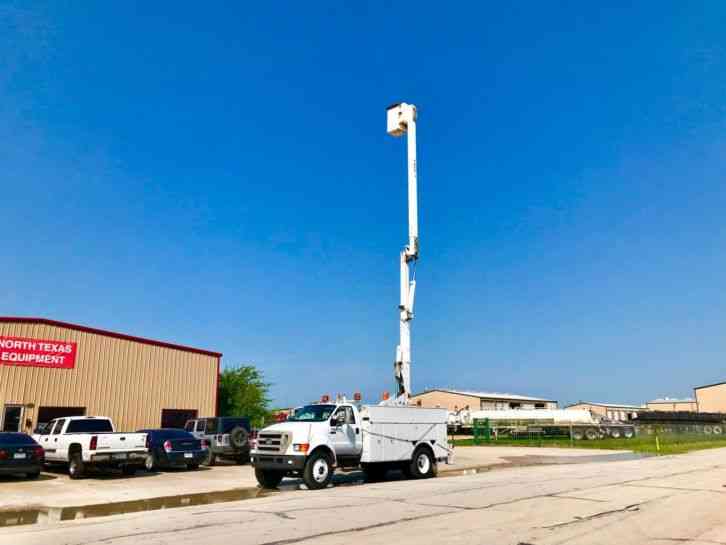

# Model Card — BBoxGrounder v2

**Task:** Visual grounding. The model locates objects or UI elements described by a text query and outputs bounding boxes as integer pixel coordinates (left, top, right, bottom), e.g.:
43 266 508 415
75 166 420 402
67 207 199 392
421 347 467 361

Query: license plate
13 453 26 460
112 453 127 460
184 452 193 459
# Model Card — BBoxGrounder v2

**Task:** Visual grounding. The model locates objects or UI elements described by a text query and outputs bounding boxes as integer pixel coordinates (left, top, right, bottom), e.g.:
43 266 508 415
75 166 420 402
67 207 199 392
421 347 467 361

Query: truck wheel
303 451 333 490
203 450 216 466
585 428 599 440
571 429 584 440
408 447 435 479
255 468 284 489
609 428 621 439
236 449 250 465
623 428 634 439
69 453 85 479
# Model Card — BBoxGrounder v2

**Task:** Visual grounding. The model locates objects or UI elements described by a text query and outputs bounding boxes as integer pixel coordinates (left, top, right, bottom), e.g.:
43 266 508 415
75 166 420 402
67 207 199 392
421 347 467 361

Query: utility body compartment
360 405 449 463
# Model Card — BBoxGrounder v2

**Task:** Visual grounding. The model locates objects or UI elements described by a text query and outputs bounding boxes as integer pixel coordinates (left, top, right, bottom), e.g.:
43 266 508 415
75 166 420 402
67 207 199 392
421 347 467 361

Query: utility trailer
455 409 636 440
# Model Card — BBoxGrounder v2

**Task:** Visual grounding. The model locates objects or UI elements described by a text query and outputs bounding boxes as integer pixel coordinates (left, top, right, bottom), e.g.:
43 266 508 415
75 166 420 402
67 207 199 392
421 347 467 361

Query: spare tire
230 426 249 448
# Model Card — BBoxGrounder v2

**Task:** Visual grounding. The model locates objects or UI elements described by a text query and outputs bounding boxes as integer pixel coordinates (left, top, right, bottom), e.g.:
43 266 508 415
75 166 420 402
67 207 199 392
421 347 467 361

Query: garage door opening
37 406 86 428
161 409 198 429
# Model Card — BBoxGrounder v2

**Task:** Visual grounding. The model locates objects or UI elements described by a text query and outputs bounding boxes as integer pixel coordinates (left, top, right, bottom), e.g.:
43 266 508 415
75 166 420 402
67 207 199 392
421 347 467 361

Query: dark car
137 429 206 471
185 417 251 465
0 433 44 479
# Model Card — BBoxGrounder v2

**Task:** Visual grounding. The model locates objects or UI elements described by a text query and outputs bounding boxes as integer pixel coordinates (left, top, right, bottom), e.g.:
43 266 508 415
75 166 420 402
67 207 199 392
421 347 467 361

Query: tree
218 365 271 426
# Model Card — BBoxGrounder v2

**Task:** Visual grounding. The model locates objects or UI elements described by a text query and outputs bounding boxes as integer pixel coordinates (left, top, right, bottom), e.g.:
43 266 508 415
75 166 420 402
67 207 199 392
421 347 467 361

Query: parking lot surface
0 446 629 511
2 446 724 544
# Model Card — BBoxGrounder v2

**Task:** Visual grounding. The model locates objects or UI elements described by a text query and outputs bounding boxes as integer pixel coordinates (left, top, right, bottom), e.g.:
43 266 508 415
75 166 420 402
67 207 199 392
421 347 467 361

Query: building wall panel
695 384 726 413
0 321 218 432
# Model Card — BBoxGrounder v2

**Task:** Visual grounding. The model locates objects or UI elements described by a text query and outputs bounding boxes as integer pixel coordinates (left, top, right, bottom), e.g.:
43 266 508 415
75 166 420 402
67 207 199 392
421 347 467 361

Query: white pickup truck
251 401 449 489
33 416 147 478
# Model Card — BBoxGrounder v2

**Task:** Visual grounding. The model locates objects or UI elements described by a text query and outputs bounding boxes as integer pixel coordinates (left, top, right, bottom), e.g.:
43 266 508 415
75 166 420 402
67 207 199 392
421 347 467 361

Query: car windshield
286 405 336 422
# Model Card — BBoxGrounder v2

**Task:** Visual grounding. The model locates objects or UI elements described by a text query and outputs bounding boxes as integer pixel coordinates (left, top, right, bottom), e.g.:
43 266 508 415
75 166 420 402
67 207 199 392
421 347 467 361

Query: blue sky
3 2 726 408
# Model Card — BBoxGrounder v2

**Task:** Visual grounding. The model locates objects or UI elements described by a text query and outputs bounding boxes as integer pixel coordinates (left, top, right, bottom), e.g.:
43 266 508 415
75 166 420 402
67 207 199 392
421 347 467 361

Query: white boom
386 102 418 404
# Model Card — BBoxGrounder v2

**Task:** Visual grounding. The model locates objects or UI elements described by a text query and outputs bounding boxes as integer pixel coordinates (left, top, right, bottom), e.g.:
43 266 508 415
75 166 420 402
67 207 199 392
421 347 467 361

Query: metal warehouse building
0 317 220 433
694 381 726 413
410 389 558 411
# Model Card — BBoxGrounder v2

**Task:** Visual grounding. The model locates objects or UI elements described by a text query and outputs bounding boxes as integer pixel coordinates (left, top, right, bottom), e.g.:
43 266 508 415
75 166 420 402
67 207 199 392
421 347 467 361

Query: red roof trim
0 317 222 358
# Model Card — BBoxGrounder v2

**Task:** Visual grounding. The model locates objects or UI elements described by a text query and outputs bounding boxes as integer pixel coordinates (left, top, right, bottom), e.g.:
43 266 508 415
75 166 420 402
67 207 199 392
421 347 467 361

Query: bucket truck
250 103 449 490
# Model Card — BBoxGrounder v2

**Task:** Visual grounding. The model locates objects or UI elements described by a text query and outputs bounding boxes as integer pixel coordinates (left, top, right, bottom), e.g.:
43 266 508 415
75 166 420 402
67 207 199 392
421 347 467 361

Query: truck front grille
256 432 290 454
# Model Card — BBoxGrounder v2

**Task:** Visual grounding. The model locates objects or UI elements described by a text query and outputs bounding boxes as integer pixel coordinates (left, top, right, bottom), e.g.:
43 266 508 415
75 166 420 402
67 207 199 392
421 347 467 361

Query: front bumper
250 453 305 472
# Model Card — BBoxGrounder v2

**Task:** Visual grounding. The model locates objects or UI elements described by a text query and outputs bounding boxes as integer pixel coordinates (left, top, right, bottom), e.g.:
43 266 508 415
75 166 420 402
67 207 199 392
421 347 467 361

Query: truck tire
362 463 388 483
623 428 634 439
230 427 249 449
303 451 333 490
408 447 435 479
609 428 621 439
255 468 284 489
571 429 584 440
69 453 85 479
585 428 599 440
203 450 216 466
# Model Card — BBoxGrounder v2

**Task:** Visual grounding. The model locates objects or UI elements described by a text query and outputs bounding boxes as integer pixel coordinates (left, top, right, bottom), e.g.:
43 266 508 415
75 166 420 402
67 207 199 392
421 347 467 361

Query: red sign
0 336 77 369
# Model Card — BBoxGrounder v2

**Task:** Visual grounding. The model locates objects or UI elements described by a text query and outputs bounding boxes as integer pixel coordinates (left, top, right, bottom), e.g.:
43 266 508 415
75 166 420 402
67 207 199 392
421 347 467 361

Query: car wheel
408 447 435 479
255 468 284 488
303 451 333 490
144 453 156 472
69 453 85 479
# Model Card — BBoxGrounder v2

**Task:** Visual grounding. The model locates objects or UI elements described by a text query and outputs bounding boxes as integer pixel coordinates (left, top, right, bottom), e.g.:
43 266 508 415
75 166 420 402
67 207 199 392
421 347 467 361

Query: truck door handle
355 428 360 435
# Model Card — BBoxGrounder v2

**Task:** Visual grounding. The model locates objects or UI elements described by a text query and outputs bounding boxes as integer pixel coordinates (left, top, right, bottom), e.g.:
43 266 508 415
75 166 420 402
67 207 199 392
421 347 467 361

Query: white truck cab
251 401 449 490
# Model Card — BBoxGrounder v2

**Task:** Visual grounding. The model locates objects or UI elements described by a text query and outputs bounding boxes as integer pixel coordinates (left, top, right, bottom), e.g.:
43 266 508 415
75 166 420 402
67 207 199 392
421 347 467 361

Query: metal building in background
410 388 558 411
694 381 726 413
0 317 220 433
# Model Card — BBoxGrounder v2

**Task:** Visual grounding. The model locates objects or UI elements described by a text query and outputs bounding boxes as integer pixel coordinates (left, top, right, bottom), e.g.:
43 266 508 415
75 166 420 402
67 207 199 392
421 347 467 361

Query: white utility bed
359 405 449 463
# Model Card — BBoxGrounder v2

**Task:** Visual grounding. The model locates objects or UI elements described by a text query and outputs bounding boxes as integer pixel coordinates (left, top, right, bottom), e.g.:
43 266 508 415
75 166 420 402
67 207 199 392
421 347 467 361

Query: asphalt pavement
2 446 725 545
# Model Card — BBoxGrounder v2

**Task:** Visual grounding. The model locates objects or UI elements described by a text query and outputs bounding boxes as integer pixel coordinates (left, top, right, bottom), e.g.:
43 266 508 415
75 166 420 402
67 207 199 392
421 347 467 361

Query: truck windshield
286 405 336 422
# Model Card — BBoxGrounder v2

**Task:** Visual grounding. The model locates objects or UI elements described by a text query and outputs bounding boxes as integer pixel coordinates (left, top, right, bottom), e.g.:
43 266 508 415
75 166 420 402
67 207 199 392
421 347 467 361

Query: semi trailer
451 409 636 440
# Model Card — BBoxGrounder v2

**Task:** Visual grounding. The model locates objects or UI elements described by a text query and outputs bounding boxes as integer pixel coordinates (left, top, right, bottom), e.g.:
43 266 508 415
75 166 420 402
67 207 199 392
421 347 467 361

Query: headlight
292 443 309 453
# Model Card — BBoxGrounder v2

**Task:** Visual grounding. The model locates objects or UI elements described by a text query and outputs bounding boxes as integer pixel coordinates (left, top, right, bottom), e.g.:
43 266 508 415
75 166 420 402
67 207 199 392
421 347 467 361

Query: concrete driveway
0 446 631 510
3 446 724 544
